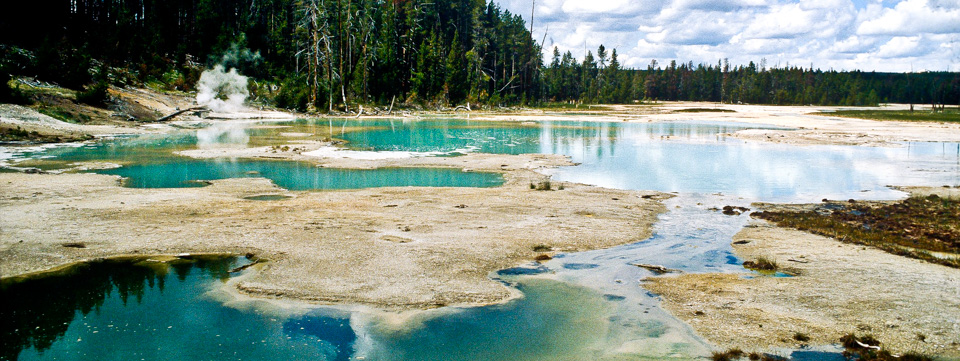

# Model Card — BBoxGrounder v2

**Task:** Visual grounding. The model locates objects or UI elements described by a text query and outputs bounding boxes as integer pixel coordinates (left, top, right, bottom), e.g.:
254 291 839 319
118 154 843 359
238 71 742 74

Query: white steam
196 65 249 112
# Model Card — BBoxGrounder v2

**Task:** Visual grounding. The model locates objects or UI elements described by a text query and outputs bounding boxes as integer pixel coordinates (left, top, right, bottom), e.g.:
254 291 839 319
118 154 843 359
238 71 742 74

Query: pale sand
645 193 960 357
0 160 667 309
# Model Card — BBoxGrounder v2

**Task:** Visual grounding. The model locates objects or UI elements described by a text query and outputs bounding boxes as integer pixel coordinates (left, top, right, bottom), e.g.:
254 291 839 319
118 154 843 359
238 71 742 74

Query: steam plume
196 65 249 112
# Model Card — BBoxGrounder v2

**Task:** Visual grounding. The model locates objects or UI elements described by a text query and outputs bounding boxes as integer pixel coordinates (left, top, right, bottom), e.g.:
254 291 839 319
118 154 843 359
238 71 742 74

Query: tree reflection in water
0 256 237 361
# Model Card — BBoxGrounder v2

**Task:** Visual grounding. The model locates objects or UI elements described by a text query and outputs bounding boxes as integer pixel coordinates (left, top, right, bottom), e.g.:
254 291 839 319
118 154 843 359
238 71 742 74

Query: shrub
534 180 552 191
161 69 187 91
838 333 933 361
532 244 551 252
34 41 92 89
0 126 37 140
711 348 744 361
0 71 31 104
275 77 310 112
76 82 109 107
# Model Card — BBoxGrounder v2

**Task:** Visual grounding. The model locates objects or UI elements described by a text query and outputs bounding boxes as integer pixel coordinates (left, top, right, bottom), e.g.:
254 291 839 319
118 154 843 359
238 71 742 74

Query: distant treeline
1 0 958 109
544 53 960 107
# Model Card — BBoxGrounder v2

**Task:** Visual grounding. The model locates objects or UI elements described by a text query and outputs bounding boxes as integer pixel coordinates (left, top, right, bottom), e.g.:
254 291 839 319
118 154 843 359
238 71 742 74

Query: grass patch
0 126 87 143
753 195 960 268
530 180 552 191
840 333 933 361
711 348 744 361
36 105 91 123
710 348 779 361
0 126 40 141
819 109 960 123
743 256 778 271
1 73 32 105
673 108 736 113
532 244 551 252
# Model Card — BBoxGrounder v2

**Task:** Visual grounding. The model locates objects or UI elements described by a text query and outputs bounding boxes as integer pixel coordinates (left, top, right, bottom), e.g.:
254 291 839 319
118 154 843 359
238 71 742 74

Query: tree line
1 0 958 110
544 52 960 107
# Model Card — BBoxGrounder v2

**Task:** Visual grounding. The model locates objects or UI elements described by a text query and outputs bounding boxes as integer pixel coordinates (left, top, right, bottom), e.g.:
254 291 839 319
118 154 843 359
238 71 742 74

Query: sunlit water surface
3 118 958 360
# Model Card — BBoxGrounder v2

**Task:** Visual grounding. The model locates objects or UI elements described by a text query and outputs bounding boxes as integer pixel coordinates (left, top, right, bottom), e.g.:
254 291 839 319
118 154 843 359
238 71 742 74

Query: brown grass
753 195 960 268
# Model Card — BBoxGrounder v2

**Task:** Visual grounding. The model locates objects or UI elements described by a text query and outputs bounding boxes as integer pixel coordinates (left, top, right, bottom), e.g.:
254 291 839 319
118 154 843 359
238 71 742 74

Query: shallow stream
2 118 959 360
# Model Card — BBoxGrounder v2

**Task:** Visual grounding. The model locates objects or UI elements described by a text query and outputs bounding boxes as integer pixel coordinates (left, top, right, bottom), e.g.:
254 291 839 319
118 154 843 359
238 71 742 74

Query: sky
497 0 960 72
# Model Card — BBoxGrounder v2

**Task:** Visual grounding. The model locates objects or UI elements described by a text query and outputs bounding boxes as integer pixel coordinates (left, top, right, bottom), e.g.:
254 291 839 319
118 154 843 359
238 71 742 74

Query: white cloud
673 0 767 11
800 0 849 10
857 0 960 35
831 35 881 53
507 0 960 72
633 39 678 60
561 0 639 13
929 0 960 9
742 3 816 39
874 36 935 57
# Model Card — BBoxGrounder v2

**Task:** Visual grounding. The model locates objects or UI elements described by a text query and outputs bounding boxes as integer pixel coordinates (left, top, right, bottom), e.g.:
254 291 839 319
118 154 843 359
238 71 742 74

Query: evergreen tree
445 33 469 104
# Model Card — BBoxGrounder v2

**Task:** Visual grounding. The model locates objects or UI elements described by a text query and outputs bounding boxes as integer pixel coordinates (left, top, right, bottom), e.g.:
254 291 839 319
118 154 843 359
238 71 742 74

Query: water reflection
1 256 238 361
196 123 250 149
283 313 356 361
333 119 754 156
552 137 960 202
5 133 199 170
0 258 709 361
353 278 683 361
327 119 960 202
4 256 370 361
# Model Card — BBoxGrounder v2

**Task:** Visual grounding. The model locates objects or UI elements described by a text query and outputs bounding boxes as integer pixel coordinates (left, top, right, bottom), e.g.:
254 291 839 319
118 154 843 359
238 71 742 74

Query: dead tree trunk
156 107 206 122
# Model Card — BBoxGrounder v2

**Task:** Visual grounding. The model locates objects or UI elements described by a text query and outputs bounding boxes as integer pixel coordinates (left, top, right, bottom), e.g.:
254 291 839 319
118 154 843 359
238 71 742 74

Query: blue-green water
98 160 502 189
2 257 654 361
2 257 353 361
333 119 752 155
10 119 958 199
5 129 503 189
325 119 960 202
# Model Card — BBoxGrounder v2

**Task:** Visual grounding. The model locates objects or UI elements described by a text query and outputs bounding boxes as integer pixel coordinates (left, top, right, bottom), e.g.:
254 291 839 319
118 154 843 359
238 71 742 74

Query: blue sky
498 0 960 71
